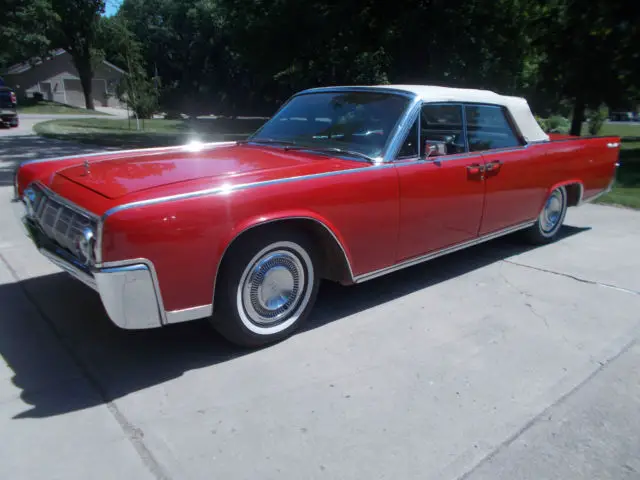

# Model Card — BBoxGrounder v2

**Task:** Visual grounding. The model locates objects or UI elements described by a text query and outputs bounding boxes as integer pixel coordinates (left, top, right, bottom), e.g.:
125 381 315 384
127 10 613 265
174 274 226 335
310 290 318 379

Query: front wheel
212 229 319 347
524 185 568 244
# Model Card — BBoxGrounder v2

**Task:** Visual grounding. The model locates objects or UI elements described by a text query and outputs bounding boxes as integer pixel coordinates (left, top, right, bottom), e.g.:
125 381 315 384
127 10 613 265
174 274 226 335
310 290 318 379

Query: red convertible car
14 85 620 347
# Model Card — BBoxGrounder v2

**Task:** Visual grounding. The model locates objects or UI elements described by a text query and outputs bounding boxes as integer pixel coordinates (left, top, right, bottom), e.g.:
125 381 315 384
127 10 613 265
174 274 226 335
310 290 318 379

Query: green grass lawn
34 117 262 147
17 99 109 115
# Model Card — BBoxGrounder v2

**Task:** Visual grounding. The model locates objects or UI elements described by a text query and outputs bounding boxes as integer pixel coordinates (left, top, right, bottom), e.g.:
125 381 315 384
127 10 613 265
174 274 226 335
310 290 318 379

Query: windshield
249 91 411 159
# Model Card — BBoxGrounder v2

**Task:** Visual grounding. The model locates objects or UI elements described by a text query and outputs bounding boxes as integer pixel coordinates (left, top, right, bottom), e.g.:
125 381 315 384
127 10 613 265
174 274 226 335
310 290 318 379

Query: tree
49 0 106 110
102 17 158 119
0 0 54 68
535 0 640 135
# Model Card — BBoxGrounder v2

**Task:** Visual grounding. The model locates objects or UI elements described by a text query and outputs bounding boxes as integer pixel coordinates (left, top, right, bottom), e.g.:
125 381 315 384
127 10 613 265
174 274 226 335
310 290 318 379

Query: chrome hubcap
541 189 564 233
241 250 306 326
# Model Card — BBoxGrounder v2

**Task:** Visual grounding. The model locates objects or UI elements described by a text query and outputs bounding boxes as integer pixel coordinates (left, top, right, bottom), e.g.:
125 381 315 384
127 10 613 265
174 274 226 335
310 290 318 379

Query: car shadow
0 225 589 419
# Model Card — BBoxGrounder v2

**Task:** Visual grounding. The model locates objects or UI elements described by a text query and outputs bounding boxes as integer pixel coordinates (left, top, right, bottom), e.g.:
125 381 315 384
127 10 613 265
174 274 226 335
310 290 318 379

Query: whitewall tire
525 186 568 244
213 229 319 347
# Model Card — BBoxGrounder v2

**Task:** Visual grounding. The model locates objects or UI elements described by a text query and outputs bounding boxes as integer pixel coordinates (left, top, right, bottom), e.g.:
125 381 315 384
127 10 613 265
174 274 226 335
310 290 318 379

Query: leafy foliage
2 0 639 124
536 115 571 134
586 105 608 136
0 0 54 68
48 0 106 109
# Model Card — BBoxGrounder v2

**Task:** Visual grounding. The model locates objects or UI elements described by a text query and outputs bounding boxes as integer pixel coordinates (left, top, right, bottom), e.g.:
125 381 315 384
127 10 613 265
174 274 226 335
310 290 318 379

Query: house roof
3 48 126 76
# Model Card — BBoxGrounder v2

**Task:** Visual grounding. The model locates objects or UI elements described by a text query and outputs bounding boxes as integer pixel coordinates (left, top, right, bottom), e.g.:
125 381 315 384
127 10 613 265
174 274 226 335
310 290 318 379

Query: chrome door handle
466 163 485 175
485 160 503 172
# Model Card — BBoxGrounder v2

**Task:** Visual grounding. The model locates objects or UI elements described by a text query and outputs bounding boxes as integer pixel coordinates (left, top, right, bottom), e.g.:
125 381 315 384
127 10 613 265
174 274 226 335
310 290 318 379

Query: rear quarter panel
101 166 399 311
534 136 620 205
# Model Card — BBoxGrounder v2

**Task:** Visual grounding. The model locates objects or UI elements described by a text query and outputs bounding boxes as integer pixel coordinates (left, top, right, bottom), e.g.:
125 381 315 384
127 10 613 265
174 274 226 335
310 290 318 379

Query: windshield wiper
237 138 297 146
284 145 374 162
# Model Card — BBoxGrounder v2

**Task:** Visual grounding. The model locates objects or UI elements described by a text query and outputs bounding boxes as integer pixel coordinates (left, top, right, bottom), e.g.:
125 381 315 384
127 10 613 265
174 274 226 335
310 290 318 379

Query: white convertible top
374 84 550 143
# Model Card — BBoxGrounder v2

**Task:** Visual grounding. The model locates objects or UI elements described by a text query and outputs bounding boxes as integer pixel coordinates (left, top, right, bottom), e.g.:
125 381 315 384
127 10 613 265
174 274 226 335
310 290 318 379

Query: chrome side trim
39 248 97 290
211 216 356 310
166 305 213 324
353 220 536 283
102 164 394 218
580 179 615 205
101 257 168 325
581 189 609 204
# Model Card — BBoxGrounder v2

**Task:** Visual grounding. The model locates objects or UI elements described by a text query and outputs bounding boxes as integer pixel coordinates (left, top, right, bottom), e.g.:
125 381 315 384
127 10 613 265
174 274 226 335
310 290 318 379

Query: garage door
62 78 108 108
63 79 84 107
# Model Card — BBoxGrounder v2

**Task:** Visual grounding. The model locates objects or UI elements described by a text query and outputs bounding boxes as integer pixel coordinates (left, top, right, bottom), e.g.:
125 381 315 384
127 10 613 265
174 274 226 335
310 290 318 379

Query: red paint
16 136 620 312
395 155 485 261
479 147 549 234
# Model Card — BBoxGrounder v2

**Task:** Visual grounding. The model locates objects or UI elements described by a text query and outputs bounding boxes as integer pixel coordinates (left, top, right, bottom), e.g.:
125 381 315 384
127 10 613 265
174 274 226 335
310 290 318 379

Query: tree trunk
77 61 95 110
570 94 585 136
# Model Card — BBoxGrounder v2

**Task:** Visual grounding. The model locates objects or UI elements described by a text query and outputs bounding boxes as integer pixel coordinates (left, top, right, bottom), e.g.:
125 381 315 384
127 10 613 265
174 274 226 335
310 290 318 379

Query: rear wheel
524 185 568 244
212 229 319 347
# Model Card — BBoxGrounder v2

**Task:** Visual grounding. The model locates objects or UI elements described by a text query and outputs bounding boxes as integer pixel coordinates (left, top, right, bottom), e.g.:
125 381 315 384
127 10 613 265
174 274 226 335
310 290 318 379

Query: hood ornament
82 158 90 176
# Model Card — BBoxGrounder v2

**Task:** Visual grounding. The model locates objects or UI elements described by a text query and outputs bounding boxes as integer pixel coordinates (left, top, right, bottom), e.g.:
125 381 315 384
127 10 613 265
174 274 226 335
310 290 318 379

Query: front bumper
23 215 165 330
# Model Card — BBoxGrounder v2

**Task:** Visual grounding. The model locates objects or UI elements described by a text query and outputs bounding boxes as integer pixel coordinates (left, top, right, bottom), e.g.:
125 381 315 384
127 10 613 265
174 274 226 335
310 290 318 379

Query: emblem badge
83 158 90 176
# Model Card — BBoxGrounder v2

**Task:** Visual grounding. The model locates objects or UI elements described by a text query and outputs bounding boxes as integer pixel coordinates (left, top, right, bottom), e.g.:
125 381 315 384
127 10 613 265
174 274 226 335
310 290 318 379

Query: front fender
215 209 355 276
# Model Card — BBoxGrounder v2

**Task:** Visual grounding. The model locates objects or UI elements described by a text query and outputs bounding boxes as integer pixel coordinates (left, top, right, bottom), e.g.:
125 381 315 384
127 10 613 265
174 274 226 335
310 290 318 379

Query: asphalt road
1 134 639 480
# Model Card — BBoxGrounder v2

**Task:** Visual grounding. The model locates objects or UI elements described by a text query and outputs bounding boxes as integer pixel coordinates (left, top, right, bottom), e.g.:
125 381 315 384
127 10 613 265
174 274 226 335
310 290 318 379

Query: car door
464 104 548 235
394 103 486 262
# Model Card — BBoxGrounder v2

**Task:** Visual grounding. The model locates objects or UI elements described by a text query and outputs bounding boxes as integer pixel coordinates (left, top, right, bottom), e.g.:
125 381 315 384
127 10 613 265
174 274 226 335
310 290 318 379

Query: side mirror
424 142 437 159
424 142 445 159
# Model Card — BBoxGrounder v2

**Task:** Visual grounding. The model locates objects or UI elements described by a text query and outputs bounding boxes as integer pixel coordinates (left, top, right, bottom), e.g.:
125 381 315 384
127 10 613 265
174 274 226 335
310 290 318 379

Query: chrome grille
27 184 97 262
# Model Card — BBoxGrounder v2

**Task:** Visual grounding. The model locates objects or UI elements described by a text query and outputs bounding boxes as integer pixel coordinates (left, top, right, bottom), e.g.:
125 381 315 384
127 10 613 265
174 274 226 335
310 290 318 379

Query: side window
397 116 419 158
420 104 466 156
465 105 523 152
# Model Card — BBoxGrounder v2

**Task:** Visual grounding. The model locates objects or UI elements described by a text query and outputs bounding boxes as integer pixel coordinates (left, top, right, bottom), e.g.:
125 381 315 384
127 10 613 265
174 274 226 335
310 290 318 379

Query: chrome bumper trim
166 304 213 324
17 188 209 329
94 264 164 329
40 248 97 290
39 247 210 329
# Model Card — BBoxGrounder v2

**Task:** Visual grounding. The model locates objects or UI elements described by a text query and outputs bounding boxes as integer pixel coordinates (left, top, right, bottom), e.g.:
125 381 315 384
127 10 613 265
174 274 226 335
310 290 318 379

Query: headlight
75 227 95 265
23 187 36 215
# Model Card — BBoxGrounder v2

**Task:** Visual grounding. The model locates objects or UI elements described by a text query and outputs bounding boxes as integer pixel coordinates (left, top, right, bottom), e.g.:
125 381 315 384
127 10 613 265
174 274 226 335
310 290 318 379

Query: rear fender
539 179 584 213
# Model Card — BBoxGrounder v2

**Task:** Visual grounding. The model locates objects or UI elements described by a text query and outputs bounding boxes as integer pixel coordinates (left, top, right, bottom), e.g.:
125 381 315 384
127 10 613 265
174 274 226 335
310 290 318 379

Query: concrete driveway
1 135 639 480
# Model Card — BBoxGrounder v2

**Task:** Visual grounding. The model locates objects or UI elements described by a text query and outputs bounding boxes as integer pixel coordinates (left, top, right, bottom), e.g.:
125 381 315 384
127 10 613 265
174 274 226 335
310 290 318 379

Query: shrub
535 115 549 132
544 115 570 134
586 104 608 136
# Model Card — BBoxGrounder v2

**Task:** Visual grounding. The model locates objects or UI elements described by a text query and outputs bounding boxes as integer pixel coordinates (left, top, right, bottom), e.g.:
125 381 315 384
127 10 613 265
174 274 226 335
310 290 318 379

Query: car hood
54 143 361 199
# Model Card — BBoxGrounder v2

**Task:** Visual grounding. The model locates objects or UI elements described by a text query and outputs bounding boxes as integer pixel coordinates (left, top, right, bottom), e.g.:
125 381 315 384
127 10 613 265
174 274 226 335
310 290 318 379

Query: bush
587 104 608 136
537 114 570 134
535 115 549 132
33 92 44 102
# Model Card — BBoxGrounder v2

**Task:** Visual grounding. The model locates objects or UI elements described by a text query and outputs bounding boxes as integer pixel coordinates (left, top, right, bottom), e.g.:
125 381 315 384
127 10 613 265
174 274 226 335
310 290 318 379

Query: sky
104 0 123 17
